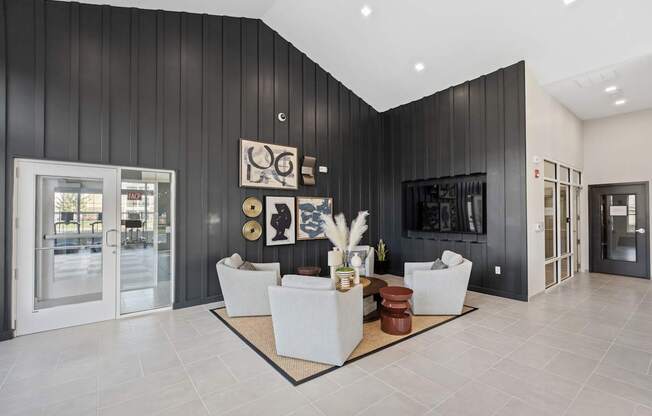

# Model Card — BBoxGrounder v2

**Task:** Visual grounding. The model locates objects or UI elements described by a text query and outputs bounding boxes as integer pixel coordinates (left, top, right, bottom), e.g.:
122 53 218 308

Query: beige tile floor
1 272 652 416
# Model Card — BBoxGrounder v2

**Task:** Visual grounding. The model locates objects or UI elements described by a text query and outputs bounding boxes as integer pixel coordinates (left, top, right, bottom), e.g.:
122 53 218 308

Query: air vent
573 69 617 88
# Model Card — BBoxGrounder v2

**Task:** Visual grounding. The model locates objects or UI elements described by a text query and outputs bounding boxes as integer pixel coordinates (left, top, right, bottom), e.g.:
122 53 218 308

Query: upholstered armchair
404 251 472 315
268 275 363 366
216 258 281 317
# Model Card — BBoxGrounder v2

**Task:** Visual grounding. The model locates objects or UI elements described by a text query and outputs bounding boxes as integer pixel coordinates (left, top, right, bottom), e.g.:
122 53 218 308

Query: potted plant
375 239 390 274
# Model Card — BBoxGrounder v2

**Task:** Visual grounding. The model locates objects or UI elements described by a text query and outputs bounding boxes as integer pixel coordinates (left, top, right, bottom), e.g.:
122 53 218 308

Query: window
543 160 582 288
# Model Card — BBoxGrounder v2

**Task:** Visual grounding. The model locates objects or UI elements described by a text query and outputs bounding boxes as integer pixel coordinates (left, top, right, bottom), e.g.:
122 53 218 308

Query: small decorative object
242 196 263 218
328 249 344 282
350 252 362 284
375 239 390 274
240 139 298 190
265 196 296 246
277 112 287 122
296 197 333 240
301 156 317 186
242 220 262 241
321 211 369 267
336 267 354 291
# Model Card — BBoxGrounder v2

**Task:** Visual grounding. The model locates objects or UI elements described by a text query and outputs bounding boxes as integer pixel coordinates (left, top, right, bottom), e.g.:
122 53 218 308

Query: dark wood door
589 183 650 278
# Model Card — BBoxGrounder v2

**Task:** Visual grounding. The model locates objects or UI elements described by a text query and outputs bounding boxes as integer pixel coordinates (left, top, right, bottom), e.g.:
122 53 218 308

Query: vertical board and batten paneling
380 62 527 301
0 0 384 338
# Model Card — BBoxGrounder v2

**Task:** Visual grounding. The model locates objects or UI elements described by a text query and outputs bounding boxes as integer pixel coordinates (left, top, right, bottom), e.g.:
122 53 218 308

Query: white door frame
11 158 176 334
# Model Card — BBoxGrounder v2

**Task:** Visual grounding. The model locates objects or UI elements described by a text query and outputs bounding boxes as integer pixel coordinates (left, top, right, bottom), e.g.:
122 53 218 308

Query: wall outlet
319 166 328 173
495 266 502 275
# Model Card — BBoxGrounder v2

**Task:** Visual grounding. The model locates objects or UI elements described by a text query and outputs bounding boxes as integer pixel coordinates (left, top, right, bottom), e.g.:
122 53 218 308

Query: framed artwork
265 196 296 246
240 139 298 190
296 197 333 240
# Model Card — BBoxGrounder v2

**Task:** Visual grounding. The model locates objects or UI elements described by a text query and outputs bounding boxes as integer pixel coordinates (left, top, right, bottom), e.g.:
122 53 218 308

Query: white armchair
216 258 281 317
404 251 472 315
348 245 375 276
268 276 363 366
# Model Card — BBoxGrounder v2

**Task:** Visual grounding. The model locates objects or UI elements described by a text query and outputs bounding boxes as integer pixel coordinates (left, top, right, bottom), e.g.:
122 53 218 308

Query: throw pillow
441 250 464 267
224 253 244 269
431 258 448 270
238 261 257 271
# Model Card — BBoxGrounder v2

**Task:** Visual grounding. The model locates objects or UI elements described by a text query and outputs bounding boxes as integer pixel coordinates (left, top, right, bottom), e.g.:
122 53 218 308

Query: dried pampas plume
347 211 369 252
321 213 348 252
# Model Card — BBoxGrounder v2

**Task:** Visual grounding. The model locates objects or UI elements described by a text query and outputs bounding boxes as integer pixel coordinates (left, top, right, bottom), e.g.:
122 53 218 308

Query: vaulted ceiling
62 0 652 117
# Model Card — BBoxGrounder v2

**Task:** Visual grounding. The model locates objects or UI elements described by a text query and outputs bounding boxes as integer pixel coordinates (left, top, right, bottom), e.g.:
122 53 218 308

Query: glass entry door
14 160 119 335
589 183 650 278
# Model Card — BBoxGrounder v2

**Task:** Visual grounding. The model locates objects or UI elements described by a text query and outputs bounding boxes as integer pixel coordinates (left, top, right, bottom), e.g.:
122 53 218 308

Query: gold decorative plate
242 220 262 241
242 197 263 218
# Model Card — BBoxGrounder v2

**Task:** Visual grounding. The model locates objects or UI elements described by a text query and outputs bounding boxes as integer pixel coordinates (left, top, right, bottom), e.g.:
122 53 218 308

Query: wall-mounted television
402 175 486 235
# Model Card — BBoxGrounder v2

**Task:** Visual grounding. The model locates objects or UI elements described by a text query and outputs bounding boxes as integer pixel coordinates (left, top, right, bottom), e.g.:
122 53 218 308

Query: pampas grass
322 213 348 252
321 210 369 254
347 211 369 252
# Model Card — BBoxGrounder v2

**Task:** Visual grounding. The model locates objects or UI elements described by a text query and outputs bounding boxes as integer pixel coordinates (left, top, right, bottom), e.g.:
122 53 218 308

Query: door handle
106 229 118 247
636 228 646 234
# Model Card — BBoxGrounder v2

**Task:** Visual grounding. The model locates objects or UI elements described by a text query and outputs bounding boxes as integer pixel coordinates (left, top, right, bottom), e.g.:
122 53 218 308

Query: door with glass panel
120 169 172 314
589 183 650 278
14 160 119 335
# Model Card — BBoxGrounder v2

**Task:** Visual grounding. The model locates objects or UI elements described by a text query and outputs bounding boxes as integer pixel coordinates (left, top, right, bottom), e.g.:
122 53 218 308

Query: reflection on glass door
544 180 557 287
559 184 571 280
120 170 173 314
35 177 104 309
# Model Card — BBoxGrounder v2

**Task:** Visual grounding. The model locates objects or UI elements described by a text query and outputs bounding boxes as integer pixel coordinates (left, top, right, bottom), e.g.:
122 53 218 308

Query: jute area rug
210 303 477 385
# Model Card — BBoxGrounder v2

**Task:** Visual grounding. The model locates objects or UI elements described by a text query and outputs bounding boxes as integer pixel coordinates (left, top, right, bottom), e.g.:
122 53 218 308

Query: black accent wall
0 0 383 338
380 62 528 301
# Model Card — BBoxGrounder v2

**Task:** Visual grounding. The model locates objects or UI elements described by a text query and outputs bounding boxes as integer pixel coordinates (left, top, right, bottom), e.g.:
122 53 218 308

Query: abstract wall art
296 197 333 240
240 139 298 190
265 196 296 246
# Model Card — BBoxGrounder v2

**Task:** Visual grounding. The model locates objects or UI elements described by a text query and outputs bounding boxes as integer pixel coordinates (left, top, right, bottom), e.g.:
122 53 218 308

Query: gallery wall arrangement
0 0 384 338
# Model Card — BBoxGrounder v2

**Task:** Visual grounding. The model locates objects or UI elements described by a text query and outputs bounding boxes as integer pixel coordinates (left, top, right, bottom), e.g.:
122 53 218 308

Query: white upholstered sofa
404 250 472 315
216 257 281 317
268 275 363 366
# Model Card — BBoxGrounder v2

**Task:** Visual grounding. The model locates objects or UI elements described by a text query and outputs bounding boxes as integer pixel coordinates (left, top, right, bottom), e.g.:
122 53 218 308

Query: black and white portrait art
296 197 333 240
240 139 298 190
265 196 296 246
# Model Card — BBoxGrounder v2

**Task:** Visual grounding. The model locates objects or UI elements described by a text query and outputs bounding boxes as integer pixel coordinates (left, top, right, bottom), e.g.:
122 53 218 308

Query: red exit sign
127 191 142 201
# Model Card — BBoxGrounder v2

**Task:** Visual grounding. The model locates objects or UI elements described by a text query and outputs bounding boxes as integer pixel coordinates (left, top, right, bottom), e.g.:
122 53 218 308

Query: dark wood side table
296 266 322 276
363 277 388 322
379 286 413 335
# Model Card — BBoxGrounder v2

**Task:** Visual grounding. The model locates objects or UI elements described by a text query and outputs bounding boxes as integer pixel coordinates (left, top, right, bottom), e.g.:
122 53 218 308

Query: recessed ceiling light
360 5 372 17
563 0 577 5
604 85 618 93
614 99 627 106
414 62 425 72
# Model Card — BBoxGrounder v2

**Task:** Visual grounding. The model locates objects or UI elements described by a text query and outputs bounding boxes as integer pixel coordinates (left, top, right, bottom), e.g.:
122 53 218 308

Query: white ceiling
65 0 652 117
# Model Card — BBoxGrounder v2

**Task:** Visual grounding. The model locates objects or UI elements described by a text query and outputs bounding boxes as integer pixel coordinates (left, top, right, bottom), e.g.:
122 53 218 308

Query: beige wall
525 67 584 298
581 108 652 275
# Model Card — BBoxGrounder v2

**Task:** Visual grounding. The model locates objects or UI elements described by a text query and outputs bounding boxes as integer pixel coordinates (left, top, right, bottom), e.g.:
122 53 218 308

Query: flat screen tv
403 176 486 235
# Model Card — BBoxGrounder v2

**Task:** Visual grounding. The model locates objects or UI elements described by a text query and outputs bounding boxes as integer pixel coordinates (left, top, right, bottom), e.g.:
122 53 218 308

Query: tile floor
1 272 652 416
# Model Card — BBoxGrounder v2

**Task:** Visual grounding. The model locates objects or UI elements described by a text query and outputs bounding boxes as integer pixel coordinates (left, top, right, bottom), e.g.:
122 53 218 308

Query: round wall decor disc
242 220 262 241
242 197 263 218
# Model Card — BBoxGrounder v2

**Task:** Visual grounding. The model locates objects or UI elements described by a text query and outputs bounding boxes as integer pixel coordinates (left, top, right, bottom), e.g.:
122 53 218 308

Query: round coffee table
379 286 413 335
362 277 388 322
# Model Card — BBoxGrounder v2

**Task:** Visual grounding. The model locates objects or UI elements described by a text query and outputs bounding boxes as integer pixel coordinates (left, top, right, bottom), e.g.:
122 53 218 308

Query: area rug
210 305 477 385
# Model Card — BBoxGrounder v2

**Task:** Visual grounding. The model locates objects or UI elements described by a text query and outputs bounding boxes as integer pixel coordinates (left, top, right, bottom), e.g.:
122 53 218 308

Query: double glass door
14 160 174 335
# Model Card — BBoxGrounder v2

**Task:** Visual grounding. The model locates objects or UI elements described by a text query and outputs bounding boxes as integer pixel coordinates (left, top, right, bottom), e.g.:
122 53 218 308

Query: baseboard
467 285 528 302
0 329 15 342
173 295 223 310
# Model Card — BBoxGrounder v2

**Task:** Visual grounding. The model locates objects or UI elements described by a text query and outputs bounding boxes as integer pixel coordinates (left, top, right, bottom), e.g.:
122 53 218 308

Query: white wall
525 66 584 298
581 108 652 275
